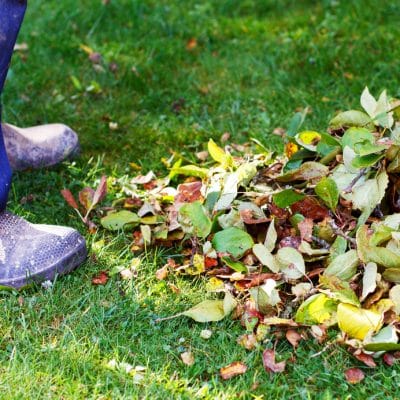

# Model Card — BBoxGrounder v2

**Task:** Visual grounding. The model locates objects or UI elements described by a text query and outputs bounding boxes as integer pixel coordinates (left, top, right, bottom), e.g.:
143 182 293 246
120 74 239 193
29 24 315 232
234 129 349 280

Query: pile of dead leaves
63 87 400 381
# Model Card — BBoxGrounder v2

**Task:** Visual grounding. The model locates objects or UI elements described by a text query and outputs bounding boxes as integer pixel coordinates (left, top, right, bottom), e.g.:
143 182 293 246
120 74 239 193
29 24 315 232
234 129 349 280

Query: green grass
2 0 400 398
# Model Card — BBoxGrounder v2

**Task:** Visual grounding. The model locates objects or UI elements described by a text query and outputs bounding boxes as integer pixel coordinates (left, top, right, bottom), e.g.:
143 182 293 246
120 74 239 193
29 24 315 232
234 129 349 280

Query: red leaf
93 175 108 205
383 353 395 366
92 271 109 285
344 368 365 384
204 257 218 269
353 352 376 368
61 189 79 209
286 330 302 348
220 361 247 380
175 181 203 204
262 349 286 374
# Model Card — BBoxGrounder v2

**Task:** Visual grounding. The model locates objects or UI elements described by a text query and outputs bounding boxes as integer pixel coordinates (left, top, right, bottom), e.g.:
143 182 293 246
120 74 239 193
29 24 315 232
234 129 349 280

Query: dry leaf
220 361 248 380
181 351 195 366
353 351 376 368
92 271 109 285
344 368 365 384
262 349 286 373
286 330 302 348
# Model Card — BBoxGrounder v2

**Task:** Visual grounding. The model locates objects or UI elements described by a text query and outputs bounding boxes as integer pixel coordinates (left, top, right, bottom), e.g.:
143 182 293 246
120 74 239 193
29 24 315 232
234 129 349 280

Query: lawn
1 0 400 398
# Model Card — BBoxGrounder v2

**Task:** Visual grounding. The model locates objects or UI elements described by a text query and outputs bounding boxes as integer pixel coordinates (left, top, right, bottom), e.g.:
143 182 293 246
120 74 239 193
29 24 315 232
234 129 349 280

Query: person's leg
0 0 27 209
0 1 87 288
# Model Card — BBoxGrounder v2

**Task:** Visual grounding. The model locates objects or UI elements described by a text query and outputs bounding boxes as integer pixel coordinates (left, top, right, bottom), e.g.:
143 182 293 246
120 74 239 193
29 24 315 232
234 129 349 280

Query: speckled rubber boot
2 123 80 170
0 212 87 289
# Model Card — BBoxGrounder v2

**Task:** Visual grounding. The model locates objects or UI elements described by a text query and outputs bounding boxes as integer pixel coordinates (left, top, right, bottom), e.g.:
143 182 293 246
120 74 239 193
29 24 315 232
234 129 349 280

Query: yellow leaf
207 139 233 168
79 44 94 55
337 303 383 340
206 277 225 292
295 131 321 151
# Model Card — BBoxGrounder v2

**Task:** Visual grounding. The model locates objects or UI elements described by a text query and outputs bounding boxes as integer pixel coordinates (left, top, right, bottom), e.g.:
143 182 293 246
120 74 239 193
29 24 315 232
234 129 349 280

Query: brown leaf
61 189 79 209
79 187 95 212
344 368 365 384
298 218 314 242
262 349 286 374
155 265 169 280
220 361 248 380
310 325 328 343
167 283 181 294
181 351 195 366
291 197 329 221
237 334 258 350
353 351 376 368
92 271 109 285
383 353 395 366
286 330 302 348
186 38 197 51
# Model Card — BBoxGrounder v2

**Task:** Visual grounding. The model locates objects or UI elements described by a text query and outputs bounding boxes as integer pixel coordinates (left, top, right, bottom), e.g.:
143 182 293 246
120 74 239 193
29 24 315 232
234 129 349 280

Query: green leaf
252 244 280 273
101 210 140 231
363 342 400 352
319 275 360 307
351 153 384 168
276 247 305 280
345 171 388 227
171 165 209 178
295 293 337 325
221 257 247 273
315 178 339 211
356 225 400 269
287 111 306 137
272 189 305 208
212 227 254 258
182 292 237 322
249 280 281 313
178 201 212 239
329 110 373 130
277 162 329 183
323 250 359 281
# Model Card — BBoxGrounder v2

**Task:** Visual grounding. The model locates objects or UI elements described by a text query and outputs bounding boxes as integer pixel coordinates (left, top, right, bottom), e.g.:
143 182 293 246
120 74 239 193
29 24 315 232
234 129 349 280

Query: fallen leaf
181 351 195 366
220 361 248 380
92 271 109 285
337 303 382 340
344 368 365 384
353 352 376 368
155 265 169 280
61 189 79 209
237 333 258 350
383 353 395 366
262 349 286 373
286 330 302 348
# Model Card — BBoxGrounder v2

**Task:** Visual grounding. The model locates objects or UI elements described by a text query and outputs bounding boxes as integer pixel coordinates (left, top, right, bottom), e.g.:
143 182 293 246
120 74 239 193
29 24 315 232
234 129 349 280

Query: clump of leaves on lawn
64 87 400 378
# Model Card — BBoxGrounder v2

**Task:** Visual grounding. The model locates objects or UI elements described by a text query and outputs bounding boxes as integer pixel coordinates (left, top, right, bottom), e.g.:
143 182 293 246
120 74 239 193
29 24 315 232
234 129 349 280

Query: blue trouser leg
0 0 27 210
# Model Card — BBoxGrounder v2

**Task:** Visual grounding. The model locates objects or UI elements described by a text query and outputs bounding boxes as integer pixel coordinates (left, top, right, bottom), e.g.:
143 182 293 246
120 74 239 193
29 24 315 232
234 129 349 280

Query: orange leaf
92 271 109 285
220 361 247 380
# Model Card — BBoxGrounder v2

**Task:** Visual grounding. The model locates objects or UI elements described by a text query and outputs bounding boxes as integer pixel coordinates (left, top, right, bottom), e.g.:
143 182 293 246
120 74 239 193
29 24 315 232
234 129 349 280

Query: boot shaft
0 0 27 93
0 0 26 210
